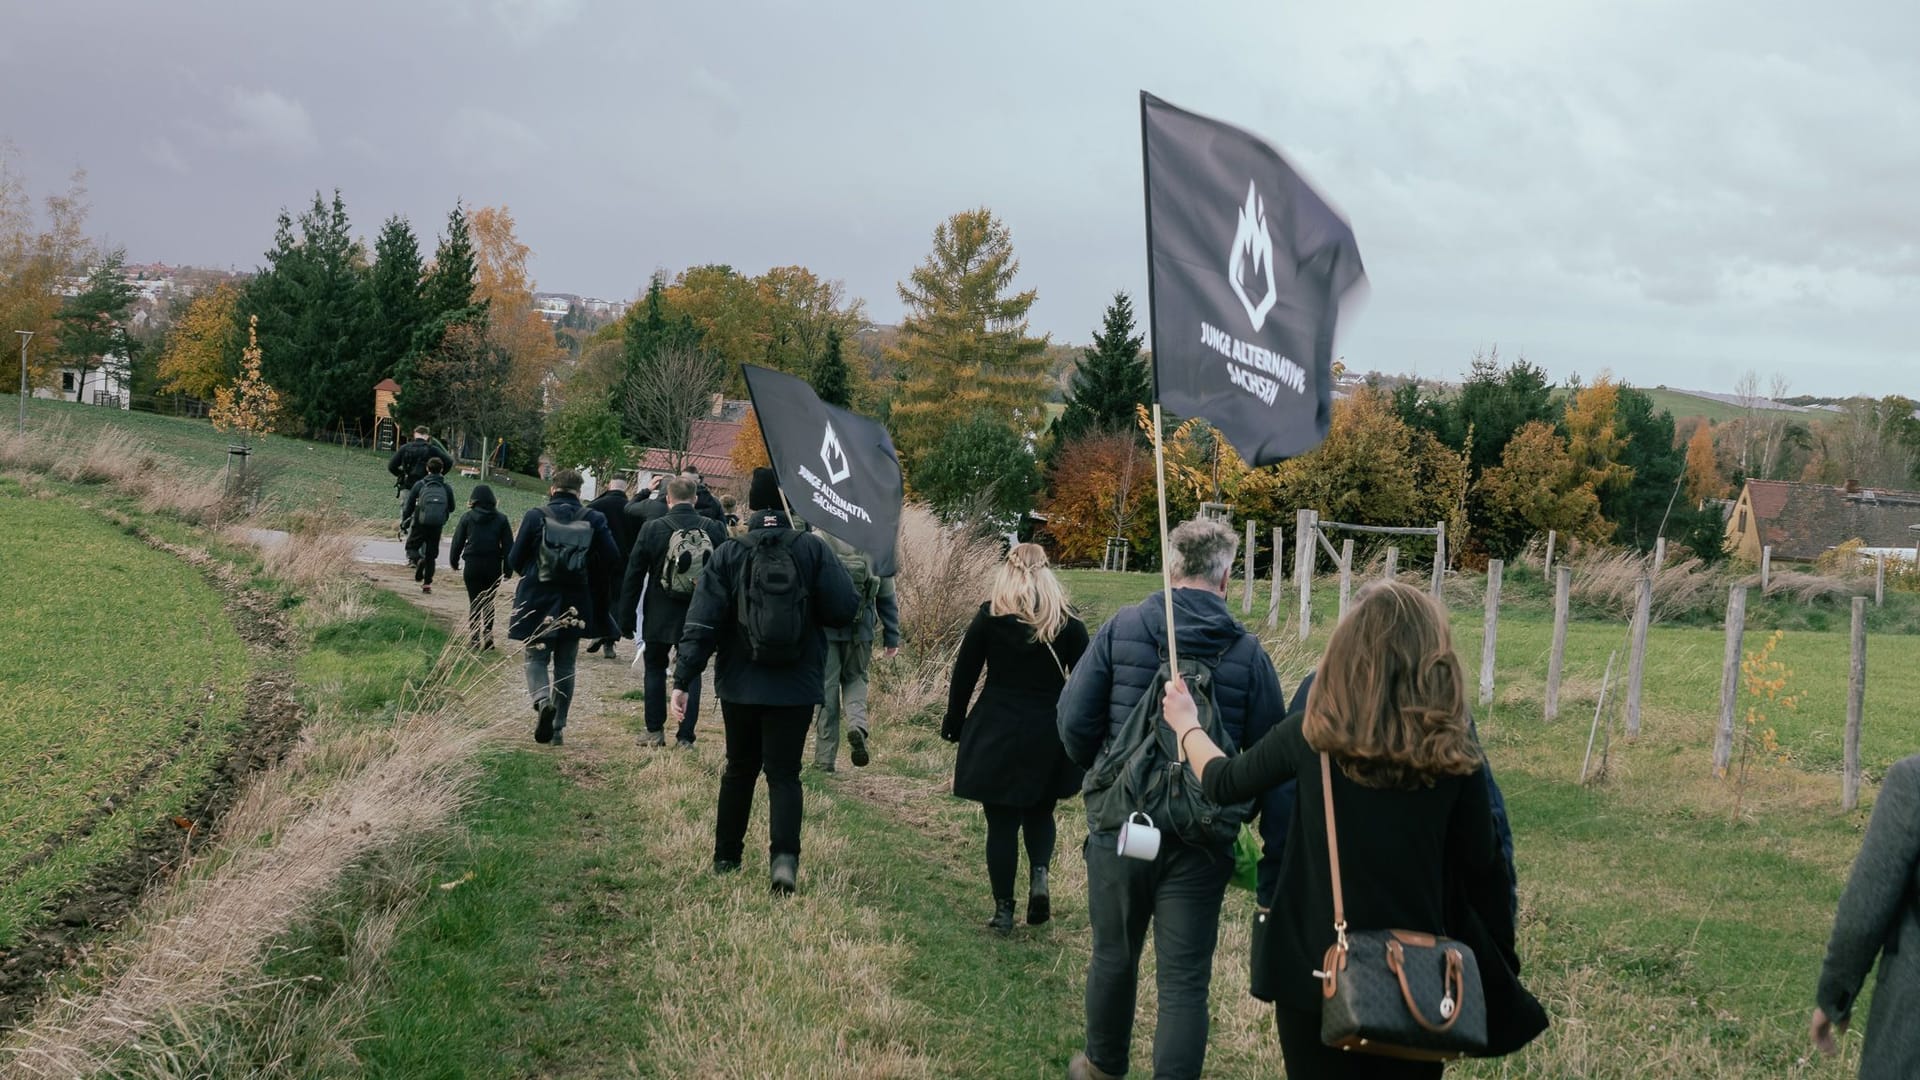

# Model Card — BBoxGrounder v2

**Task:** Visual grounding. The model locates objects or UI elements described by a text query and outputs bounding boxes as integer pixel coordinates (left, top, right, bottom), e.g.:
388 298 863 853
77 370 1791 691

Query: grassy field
14 397 550 526
0 482 250 946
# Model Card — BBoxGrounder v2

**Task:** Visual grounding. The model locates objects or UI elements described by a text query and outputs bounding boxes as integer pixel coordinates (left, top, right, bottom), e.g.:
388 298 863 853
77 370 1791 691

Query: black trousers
713 702 812 863
982 801 1056 900
462 565 503 643
407 523 443 584
1275 1005 1445 1079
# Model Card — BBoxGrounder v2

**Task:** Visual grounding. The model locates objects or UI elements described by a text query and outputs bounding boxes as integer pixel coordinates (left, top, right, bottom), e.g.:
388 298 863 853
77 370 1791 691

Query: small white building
35 363 132 409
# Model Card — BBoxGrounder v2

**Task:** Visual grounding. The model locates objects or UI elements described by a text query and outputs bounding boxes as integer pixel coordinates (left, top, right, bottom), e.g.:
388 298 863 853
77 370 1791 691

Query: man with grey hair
1057 516 1286 1080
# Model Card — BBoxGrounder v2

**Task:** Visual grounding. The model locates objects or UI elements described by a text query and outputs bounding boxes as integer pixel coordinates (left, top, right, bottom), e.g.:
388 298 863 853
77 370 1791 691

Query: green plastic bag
1229 823 1260 892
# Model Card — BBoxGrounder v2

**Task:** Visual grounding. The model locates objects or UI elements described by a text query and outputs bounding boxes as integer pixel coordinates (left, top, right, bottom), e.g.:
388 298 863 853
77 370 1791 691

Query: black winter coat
505 494 623 644
586 490 636 561
448 507 513 578
618 504 730 644
1201 715 1547 1055
1056 587 1284 841
673 510 858 706
945 605 1090 806
387 438 454 491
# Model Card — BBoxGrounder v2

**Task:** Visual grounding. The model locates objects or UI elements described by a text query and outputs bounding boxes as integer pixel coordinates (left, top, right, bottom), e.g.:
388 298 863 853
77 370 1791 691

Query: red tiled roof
373 378 401 392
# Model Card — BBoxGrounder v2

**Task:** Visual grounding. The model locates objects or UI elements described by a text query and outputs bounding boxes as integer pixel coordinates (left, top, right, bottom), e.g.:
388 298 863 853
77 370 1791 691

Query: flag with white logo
741 364 904 576
1141 90 1366 465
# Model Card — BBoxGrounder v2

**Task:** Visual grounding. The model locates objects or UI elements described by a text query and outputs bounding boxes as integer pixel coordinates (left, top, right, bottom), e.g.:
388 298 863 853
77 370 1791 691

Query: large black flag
741 364 904 576
1141 91 1366 466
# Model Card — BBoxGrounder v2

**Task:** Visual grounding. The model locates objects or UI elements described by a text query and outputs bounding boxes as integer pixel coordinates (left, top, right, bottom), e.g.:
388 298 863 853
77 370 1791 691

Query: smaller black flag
1141 91 1366 466
741 364 904 576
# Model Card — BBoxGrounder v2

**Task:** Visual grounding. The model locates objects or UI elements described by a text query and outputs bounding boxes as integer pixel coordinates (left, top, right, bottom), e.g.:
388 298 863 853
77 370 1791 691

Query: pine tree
812 326 851 408
887 209 1049 467
54 249 140 403
616 277 708 445
394 202 487 430
241 191 371 434
421 201 480 326
1056 291 1150 444
367 215 426 384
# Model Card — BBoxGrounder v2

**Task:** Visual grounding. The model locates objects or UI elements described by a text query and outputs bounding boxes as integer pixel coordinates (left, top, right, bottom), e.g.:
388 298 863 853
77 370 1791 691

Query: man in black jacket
673 467 858 895
400 458 456 594
388 426 454 499
620 475 729 747
585 476 635 659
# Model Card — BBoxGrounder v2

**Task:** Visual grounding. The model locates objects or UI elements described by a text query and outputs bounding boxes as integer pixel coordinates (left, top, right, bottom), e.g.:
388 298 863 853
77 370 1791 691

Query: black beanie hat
748 467 782 512
470 484 497 510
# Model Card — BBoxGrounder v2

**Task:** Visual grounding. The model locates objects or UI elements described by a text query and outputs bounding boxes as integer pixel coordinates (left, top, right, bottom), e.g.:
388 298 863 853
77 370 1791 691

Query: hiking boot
987 898 1016 935
584 639 601 655
847 728 870 768
421 583 432 594
770 854 798 896
811 761 836 774
599 640 619 660
712 858 741 876
642 729 667 748
1028 866 1051 926
1067 1052 1120 1080
533 699 556 744
550 730 564 747
482 639 495 651
675 738 696 749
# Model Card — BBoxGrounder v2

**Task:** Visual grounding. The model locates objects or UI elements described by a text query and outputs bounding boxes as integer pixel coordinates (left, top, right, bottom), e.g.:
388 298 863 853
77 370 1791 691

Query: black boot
987 897 1016 935
1027 866 1051 926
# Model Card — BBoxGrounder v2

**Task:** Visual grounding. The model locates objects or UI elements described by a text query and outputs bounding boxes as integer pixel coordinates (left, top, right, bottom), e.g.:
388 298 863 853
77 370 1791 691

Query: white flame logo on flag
820 422 851 485
1227 180 1278 331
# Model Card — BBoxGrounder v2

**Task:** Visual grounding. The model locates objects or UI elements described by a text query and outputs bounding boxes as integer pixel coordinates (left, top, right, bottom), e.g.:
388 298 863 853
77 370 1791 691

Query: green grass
0 486 250 945
297 598 451 719
1549 384 1756 424
17 396 549 526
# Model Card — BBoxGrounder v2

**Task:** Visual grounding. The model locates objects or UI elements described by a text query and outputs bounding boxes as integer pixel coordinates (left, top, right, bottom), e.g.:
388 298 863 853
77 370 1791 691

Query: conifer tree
367 215 426 384
54 249 140 403
1055 291 1150 444
812 326 851 408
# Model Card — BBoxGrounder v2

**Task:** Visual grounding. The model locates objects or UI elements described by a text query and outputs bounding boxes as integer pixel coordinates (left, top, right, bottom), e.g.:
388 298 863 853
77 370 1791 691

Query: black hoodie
449 485 514 577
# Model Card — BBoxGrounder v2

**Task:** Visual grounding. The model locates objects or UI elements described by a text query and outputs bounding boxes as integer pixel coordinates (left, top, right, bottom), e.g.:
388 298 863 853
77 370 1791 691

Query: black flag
1141 91 1365 466
741 364 904 576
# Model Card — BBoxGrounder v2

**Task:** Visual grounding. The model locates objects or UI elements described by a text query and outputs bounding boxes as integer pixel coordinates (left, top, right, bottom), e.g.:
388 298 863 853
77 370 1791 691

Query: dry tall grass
890 504 1003 657
1568 549 1719 621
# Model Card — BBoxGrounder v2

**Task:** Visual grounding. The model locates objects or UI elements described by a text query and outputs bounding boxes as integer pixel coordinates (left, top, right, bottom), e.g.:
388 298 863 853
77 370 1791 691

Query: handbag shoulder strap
1041 637 1070 681
1320 752 1347 939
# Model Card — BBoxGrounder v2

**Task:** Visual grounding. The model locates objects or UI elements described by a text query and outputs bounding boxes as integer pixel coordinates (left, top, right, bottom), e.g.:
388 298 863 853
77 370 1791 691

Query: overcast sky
3 0 1914 396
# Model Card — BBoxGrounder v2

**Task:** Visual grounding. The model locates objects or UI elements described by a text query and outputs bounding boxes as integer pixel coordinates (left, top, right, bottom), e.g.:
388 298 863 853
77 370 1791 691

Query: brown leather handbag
1313 753 1489 1061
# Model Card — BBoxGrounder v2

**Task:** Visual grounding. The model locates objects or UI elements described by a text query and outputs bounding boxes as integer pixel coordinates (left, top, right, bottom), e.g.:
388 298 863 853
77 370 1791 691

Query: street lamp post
14 330 32 434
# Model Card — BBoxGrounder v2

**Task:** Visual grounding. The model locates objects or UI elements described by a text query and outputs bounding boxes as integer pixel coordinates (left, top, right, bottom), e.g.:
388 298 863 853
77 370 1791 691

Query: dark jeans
1276 1006 1443 1079
983 801 1056 900
1083 834 1234 1080
407 523 443 584
644 641 701 742
462 566 503 644
524 637 580 731
713 702 812 863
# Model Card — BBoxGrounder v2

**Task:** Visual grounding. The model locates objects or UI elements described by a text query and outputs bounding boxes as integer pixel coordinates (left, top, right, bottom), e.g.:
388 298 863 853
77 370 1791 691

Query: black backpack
1082 651 1254 849
534 507 594 586
415 478 452 528
734 530 812 665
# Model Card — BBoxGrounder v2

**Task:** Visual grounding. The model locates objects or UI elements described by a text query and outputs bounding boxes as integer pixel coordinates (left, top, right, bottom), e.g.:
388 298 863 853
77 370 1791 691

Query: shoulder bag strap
1042 637 1070 681
1321 752 1347 940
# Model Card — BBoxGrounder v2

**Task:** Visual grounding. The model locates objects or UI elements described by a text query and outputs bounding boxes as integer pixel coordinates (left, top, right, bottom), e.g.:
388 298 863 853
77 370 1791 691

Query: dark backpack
535 507 594 586
734 530 812 666
661 524 716 599
415 478 452 528
1082 652 1254 850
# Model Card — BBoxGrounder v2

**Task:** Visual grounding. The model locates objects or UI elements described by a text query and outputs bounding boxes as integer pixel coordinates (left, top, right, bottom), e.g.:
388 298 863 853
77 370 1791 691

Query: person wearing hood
585 476 636 659
507 470 623 747
1056 516 1285 1080
942 544 1088 934
448 484 514 650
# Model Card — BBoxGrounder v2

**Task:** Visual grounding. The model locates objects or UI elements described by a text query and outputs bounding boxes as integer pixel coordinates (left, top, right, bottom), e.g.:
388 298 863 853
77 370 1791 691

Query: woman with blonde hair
1161 580 1544 1075
944 543 1090 934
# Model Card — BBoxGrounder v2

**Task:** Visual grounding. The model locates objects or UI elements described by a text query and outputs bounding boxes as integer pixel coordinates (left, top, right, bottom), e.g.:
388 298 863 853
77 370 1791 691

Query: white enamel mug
1116 811 1162 862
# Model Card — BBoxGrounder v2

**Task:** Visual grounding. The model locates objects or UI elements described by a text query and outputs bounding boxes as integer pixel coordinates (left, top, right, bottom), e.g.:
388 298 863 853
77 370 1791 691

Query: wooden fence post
1653 537 1667 574
1845 596 1866 811
1546 566 1572 721
1761 545 1773 592
1713 585 1747 777
1295 509 1314 641
1625 574 1652 737
1242 518 1256 614
1384 546 1398 579
1544 529 1556 581
1338 538 1355 618
1480 559 1503 706
1267 526 1284 629
1875 556 1885 608
1431 521 1447 602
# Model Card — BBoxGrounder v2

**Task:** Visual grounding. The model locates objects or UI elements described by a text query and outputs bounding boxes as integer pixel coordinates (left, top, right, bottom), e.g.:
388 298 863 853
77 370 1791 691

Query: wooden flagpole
1152 403 1179 671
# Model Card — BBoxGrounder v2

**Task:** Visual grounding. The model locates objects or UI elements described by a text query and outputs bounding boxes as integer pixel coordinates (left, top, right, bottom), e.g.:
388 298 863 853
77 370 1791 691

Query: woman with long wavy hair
944 544 1090 934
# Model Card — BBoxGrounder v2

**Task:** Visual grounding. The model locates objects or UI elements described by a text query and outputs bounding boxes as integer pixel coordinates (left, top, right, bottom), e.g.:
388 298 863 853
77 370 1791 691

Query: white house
35 361 132 410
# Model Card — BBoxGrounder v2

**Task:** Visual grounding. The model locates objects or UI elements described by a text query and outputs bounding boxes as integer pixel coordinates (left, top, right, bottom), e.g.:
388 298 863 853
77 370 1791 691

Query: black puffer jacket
672 510 859 706
505 494 622 643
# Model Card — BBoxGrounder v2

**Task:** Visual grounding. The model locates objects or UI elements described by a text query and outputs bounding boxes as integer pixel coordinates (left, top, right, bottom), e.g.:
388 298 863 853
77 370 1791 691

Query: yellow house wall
1724 484 1763 563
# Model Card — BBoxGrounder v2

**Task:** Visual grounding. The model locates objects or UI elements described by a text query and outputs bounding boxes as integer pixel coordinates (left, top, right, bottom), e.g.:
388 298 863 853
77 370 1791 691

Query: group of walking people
389 429 1916 1077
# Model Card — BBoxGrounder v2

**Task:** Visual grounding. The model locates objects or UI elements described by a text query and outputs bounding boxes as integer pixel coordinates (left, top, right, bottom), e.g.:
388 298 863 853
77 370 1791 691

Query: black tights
982 801 1056 900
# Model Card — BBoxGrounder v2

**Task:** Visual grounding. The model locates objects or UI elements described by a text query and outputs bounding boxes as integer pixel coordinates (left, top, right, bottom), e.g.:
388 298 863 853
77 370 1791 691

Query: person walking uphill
585 476 635 660
1812 752 1920 1079
944 544 1088 935
1056 516 1285 1080
618 475 729 747
401 457 455 593
388 426 454 498
448 484 514 650
815 531 901 772
671 467 858 895
507 469 622 747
